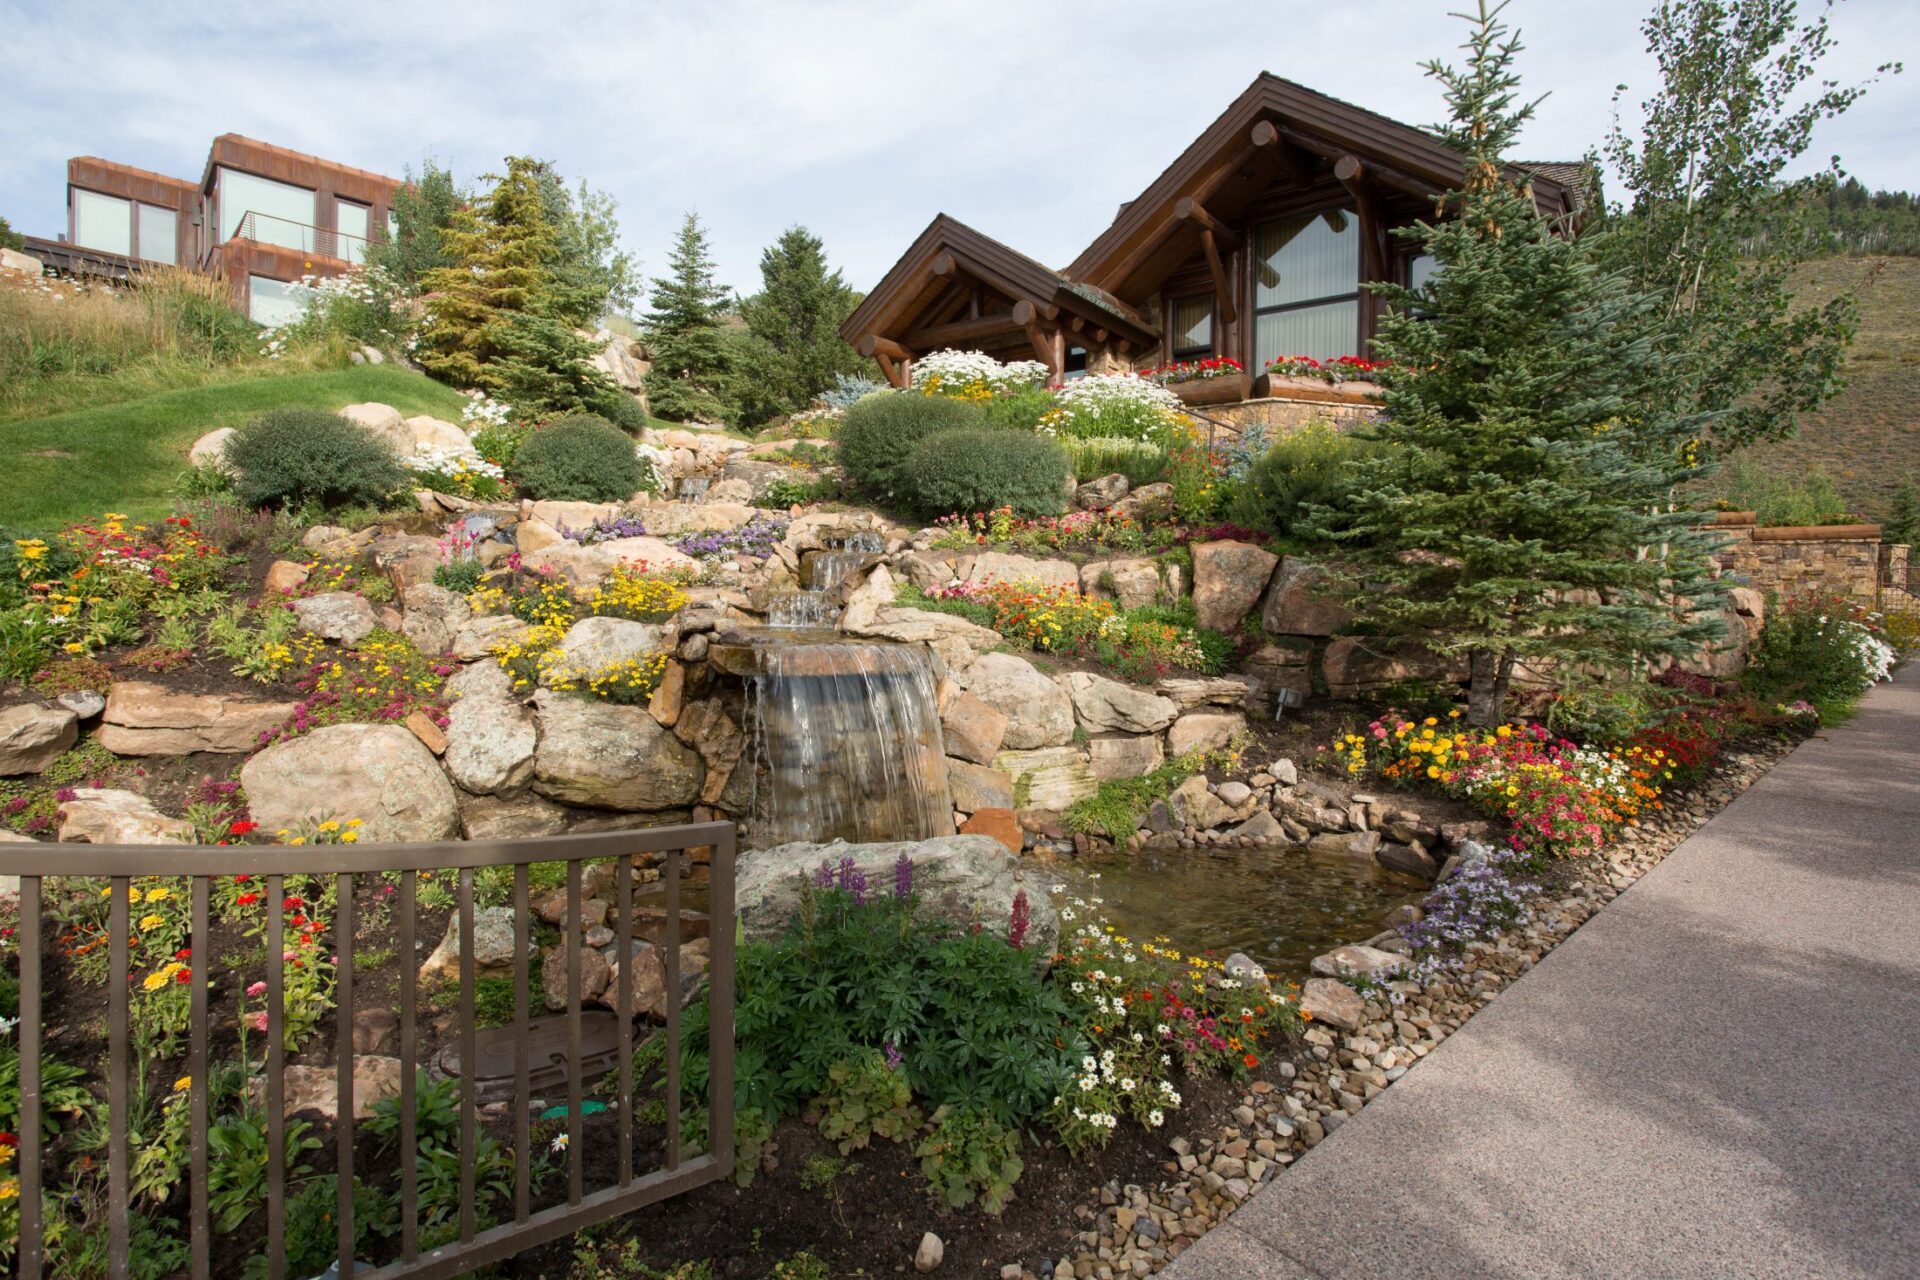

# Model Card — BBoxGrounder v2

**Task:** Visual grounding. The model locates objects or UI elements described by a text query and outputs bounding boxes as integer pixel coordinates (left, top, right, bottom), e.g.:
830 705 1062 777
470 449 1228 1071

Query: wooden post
858 333 913 388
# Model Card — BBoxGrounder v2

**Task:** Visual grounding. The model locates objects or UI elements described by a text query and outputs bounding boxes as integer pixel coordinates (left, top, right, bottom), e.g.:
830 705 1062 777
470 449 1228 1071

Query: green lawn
1 365 470 531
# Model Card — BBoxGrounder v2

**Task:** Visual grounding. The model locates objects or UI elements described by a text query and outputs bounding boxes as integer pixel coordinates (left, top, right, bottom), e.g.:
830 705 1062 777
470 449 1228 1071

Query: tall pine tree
1309 0 1725 725
417 156 613 416
644 212 735 423
731 225 865 425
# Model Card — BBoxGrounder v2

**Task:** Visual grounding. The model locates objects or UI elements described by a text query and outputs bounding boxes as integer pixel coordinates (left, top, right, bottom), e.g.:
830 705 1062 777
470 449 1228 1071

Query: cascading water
745 641 953 847
763 532 886 630
677 476 710 504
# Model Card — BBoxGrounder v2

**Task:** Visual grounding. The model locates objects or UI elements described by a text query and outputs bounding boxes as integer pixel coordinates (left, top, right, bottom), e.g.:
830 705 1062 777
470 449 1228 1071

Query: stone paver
1167 665 1920 1280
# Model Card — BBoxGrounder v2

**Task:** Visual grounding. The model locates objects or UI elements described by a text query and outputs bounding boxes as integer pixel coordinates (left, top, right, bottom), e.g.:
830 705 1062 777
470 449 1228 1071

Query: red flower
175 948 191 961
283 896 304 910
236 892 260 907
175 968 192 984
229 821 259 836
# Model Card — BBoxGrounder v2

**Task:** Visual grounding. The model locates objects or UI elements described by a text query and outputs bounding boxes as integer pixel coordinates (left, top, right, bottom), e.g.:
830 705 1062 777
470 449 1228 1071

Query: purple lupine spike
848 866 869 907
814 859 835 889
1008 889 1030 950
893 851 914 901
884 1042 903 1072
836 855 856 891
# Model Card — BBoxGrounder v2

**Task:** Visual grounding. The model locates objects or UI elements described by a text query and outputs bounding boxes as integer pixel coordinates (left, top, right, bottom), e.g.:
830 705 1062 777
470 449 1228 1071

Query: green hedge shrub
1226 419 1384 538
508 413 644 502
904 427 1070 519
225 408 407 511
837 393 985 501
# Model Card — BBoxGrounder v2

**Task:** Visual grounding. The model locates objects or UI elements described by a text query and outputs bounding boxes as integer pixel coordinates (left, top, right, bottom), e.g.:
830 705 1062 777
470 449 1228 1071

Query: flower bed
911 580 1230 681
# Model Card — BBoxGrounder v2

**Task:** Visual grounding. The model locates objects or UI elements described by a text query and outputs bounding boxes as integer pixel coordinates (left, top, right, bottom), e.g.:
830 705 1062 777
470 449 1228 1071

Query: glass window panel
248 275 311 326
1171 295 1213 356
1253 209 1358 309
73 189 132 256
1255 300 1361 365
1409 252 1440 292
1062 346 1089 380
218 168 316 250
136 205 177 265
335 199 370 264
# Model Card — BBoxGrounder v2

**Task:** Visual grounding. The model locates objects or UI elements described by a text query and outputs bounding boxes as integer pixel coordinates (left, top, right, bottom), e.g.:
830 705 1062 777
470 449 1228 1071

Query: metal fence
1 822 737 1280
232 211 376 264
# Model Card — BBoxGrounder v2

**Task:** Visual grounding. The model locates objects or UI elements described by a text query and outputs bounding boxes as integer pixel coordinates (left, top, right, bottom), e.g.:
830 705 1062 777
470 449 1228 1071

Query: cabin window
1252 208 1360 364
1170 295 1213 360
1062 345 1089 380
72 189 132 256
1408 251 1440 293
217 168 317 251
335 198 371 264
137 205 178 265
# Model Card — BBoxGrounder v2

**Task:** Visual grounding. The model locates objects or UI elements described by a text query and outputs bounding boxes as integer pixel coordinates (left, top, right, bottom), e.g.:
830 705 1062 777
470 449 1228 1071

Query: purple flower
814 859 835 889
884 1042 903 1072
1008 889 1029 950
54 788 77 803
893 851 913 901
835 856 856 892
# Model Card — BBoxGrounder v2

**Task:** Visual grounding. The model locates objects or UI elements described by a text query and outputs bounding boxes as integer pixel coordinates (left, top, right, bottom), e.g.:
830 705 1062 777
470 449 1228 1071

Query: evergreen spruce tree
1308 0 1724 726
417 157 612 415
731 226 865 425
644 212 736 424
1884 480 1920 548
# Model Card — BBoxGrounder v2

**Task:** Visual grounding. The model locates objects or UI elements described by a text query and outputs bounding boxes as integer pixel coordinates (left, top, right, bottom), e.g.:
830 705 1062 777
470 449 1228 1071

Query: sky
2 0 1913 304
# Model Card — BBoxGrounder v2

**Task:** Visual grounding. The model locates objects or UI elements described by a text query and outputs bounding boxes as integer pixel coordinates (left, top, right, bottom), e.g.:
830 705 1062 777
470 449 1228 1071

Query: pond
1050 845 1426 981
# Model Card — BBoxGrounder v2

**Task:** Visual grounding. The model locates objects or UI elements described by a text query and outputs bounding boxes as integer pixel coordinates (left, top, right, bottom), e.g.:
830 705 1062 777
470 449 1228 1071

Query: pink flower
246 981 267 997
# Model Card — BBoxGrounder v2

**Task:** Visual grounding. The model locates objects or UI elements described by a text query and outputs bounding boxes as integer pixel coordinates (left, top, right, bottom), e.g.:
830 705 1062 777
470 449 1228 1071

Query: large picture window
248 275 310 326
335 198 370 264
1170 295 1214 360
137 205 178 265
1252 209 1360 364
73 189 132 256
218 168 317 251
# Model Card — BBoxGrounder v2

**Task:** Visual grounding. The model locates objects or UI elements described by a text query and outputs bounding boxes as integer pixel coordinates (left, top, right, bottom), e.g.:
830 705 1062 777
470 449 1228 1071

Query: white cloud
1 0 1912 298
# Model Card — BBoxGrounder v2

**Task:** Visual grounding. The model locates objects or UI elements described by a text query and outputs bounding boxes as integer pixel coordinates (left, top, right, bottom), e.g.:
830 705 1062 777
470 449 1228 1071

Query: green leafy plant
241 1175 398 1280
914 1104 1023 1215
1225 418 1382 537
224 408 408 512
509 412 646 502
836 392 985 501
903 427 1071 519
206 1112 322 1232
815 1050 922 1153
434 558 487 593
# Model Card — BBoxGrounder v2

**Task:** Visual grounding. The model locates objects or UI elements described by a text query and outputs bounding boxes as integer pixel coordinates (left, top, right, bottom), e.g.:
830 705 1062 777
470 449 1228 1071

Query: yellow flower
142 972 168 991
317 820 340 833
138 913 165 931
173 1076 192 1092
0 1180 17 1201
145 887 170 902
340 831 359 843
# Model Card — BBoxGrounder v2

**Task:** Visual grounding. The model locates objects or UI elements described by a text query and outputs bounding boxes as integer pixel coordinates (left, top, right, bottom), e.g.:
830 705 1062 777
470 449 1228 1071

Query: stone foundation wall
1196 395 1381 443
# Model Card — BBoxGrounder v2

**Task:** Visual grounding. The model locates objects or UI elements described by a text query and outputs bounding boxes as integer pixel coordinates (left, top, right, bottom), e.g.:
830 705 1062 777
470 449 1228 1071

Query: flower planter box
1167 372 1253 406
1252 373 1386 405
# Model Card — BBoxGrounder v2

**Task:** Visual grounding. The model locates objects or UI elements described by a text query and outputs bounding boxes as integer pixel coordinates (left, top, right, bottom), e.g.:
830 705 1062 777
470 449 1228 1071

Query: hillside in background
1715 256 1919 522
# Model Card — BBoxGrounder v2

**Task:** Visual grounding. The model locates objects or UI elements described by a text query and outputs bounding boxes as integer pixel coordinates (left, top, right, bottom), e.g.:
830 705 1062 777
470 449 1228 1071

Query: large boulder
945 759 1015 813
1191 541 1280 632
1059 671 1177 735
293 592 378 646
963 553 1080 593
1261 557 1351 637
443 661 537 796
401 583 473 656
531 690 704 811
939 690 1009 766
241 724 460 842
959 653 1074 749
337 402 412 453
56 788 194 844
1079 558 1176 610
545 617 668 686
403 415 475 455
1167 711 1246 758
0 703 78 775
1110 482 1174 522
994 746 1096 811
188 427 235 470
451 614 532 662
737 835 1056 954
1321 638 1466 699
97 682 294 756
419 906 519 982
524 536 699 588
1074 473 1129 511
458 791 571 840
843 607 1002 672
1088 734 1164 782
630 502 756 538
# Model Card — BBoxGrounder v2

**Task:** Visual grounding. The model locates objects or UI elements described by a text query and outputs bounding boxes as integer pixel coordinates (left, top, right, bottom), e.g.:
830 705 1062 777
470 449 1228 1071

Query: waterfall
764 532 886 630
746 641 954 847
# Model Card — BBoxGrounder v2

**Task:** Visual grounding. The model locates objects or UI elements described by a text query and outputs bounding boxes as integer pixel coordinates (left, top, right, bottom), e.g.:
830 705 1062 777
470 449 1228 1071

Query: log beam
1174 197 1242 254
1335 155 1391 282
1249 120 1318 188
873 350 904 388
931 251 957 277
902 311 1021 349
857 333 911 361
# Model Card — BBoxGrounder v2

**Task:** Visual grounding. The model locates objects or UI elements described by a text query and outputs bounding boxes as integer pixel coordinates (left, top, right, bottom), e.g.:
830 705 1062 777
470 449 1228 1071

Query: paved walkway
1167 665 1920 1280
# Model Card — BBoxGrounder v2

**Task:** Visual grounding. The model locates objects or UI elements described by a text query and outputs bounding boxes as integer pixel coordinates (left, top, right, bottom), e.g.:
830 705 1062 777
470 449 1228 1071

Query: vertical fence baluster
335 871 356 1277
18 876 41 1280
664 850 681 1170
513 862 530 1224
107 876 129 1280
566 860 583 1205
190 876 211 1280
616 855 633 1187
266 873 285 1280
398 870 417 1263
458 867 477 1244
710 828 738 1177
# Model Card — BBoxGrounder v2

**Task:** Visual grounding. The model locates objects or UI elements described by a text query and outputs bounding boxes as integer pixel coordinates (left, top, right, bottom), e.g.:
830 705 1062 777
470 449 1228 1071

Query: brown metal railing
2 823 736 1280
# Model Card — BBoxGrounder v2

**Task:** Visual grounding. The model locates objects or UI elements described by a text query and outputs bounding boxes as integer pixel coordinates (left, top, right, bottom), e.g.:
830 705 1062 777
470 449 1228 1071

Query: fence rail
231 210 376 263
1 822 737 1280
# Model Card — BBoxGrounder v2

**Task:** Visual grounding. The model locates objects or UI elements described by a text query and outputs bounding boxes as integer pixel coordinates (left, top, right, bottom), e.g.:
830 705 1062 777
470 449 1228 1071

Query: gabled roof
1067 73 1578 287
838 213 1157 349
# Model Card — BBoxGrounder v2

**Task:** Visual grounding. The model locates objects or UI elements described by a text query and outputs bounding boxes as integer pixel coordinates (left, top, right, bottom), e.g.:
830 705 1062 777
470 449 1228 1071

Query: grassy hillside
0 365 470 530
1713 256 1920 521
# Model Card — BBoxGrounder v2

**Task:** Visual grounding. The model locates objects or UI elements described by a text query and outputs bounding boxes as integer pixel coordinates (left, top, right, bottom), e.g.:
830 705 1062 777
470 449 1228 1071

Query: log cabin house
839 74 1590 430
23 136 403 325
